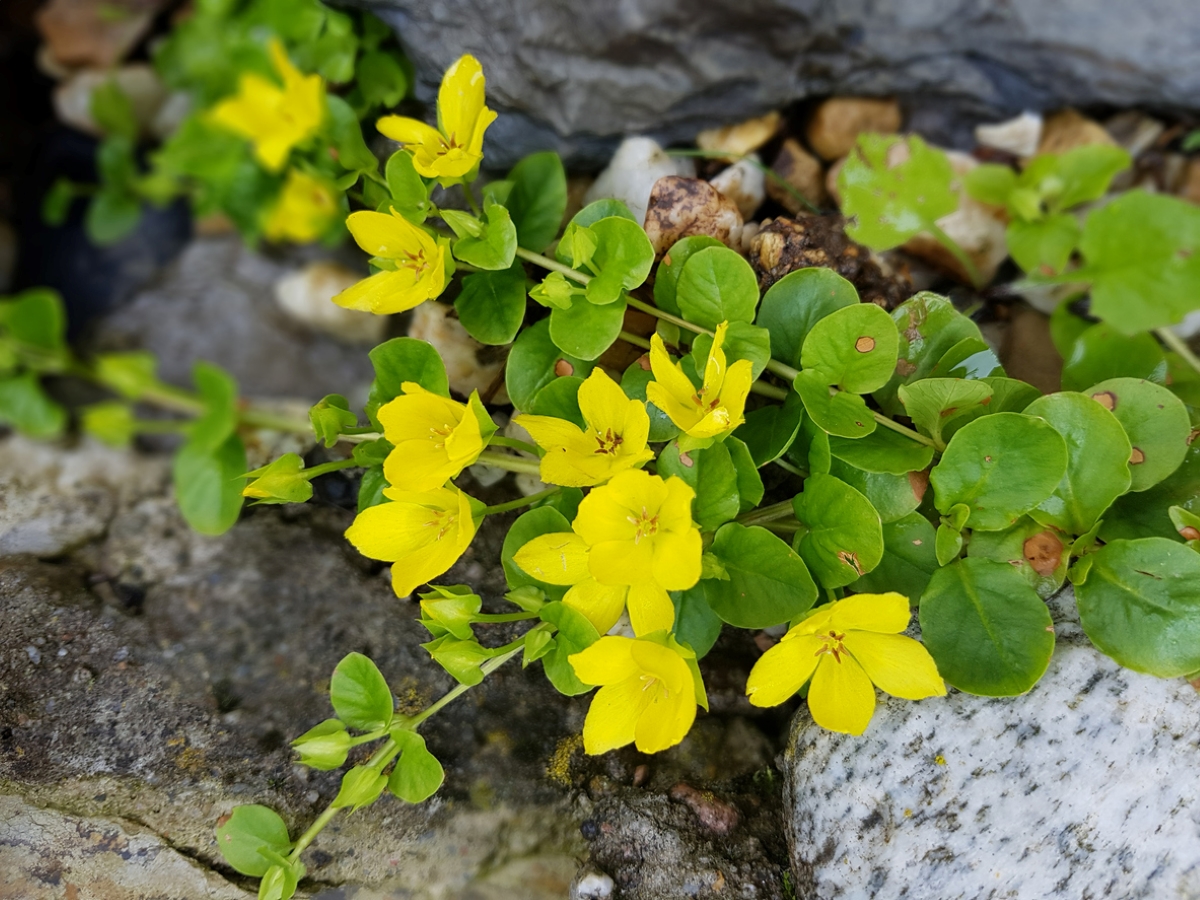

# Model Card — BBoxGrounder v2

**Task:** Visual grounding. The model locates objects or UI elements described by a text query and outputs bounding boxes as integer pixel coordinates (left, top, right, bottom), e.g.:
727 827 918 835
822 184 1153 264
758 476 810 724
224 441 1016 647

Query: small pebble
25 646 41 665
575 872 615 899
974 111 1042 158
584 136 695 225
696 111 781 158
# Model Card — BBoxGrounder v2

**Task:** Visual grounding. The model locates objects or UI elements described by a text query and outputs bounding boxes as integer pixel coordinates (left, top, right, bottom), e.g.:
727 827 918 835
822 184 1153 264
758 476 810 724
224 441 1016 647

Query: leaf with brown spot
1023 531 1064 577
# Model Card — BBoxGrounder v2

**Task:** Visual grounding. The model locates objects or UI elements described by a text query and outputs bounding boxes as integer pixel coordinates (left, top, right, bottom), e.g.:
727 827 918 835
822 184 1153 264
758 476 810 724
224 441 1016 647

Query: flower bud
291 719 351 771
242 453 313 505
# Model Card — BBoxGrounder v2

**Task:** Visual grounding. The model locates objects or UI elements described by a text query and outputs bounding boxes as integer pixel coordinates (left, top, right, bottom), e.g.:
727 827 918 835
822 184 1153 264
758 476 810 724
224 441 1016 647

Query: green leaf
898 378 993 449
919 558 1054 696
506 152 567 252
506 318 593 411
1086 378 1190 492
330 652 394 732
81 401 135 447
653 235 724 316
258 861 302 900
674 245 760 329
355 49 408 108
527 374 584 427
455 264 527 345
670 586 722 659
215 805 292 877
621 359 679 442
1050 144 1132 210
388 731 445 803
853 511 938 600
90 79 138 140
931 412 1068 531
384 151 431 223
548 297 625 360
1 287 66 354
839 133 958 250
967 516 1068 599
964 164 1017 207
703 523 818 628
927 336 1003 380
828 456 923 525
582 217 655 306
421 636 492 685
357 466 388 512
418 586 482 641
241 452 313 505
1074 537 1200 678
291 719 351 771
935 522 964 566
539 600 601 696
874 293 986 415
790 415 831 475
726 436 764 512
1101 440 1200 543
1074 191 1200 333
310 394 358 448
735 391 804 466
941 376 1042 442
658 441 741 531
188 361 239 453
1007 214 1080 275
689 321 772 380
501 507 573 600
367 337 449 424
0 373 66 437
86 187 141 245
1048 302 1092 358
1060 322 1167 392
452 200 517 270
793 369 876 439
792 473 884 588
42 177 75 226
801 302 899 393
1023 392 1132 534
756 268 859 369
173 433 246 535
331 764 387 812
828 425 935 475
327 94 377 174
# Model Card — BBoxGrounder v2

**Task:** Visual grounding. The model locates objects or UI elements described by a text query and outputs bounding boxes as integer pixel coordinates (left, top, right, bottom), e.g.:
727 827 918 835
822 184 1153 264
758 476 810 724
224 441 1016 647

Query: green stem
736 498 797 527
665 148 821 214
364 170 388 188
128 418 191 435
1157 327 1200 378
463 188 482 216
408 647 522 729
489 435 541 455
287 806 340 861
626 296 713 338
473 611 541 623
304 458 358 479
515 247 592 283
475 449 543 476
871 407 938 448
618 330 652 351
483 486 560 515
771 456 807 478
750 380 789 400
238 407 314 434
926 220 984 290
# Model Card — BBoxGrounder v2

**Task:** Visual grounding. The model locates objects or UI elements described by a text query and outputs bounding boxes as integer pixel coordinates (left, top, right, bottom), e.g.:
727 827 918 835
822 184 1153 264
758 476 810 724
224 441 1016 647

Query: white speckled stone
785 589 1200 900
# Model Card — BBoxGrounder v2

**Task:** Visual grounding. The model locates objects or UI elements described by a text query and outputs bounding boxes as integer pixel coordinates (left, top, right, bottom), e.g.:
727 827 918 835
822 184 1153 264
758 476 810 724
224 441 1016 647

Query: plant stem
871 407 938 447
771 456 807 478
473 611 541 623
288 807 339 861
238 406 314 434
736 498 797 527
750 380 789 400
926 220 984 290
514 247 591 284
475 449 543 476
626 296 713 337
483 486 559 515
489 435 541 455
408 647 522 728
618 330 652 351
463 187 482 216
304 458 358 479
1157 327 1200 377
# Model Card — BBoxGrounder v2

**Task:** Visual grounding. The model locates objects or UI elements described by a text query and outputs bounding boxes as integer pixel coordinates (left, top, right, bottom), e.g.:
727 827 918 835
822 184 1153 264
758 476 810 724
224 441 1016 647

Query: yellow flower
333 209 447 314
210 39 325 173
515 369 654 487
376 55 497 181
646 322 753 440
262 170 337 243
378 383 491 491
344 484 479 598
746 592 945 735
511 532 637 634
569 633 708 755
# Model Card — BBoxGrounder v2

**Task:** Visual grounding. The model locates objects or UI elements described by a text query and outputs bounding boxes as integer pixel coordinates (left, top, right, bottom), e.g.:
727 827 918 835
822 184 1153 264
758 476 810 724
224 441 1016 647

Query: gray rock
783 590 1200 899
354 0 1200 168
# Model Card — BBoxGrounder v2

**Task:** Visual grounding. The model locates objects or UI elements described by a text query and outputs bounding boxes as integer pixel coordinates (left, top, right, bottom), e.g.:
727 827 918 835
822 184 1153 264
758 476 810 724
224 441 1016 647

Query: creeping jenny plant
10 42 1200 900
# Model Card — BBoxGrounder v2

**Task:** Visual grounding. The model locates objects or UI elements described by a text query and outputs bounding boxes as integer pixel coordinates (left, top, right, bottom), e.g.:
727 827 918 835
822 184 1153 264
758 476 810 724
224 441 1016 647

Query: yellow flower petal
564 579 628 634
378 385 463 445
573 469 667 545
389 536 461 598
438 54 487 149
331 269 412 313
634 684 696 754
716 358 754 429
345 210 424 258
701 322 729 394
807 654 876 735
344 497 439 562
659 476 699 536
830 592 912 634
570 636 639 686
577 368 631 433
517 413 584 449
513 532 591 585
746 634 823 707
630 639 689 695
625 582 675 635
377 115 444 152
382 438 458 492
650 530 702 591
581 677 646 754
843 631 946 700
263 170 336 243
589 538 656 586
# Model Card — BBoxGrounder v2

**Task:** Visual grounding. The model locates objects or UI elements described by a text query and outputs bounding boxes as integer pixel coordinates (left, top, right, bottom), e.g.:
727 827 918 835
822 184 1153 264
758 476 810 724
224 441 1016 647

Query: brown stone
767 138 828 214
643 175 743 257
36 0 164 69
697 111 781 158
807 97 902 161
747 215 912 308
1180 159 1200 206
1036 108 1117 158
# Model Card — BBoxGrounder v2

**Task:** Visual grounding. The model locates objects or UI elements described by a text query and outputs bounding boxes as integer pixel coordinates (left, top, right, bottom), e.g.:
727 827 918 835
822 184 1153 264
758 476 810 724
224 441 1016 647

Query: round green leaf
967 516 1069 599
549 297 626 360
506 318 594 411
853 511 938 600
689 321 772 379
0 373 66 438
1023 391 1132 534
793 369 876 439
528 374 584 427
367 337 450 423
829 457 923 524
756 267 859 369
1060 322 1167 392
931 412 1068 531
792 473 884 588
800 302 899 394
941 376 1042 442
919 558 1055 696
653 235 724 316
702 523 818 628
674 245 760 329
671 585 722 659
567 199 637 229
898 377 993 449
1086 378 1190 492
173 433 246 536
828 426 935 475
388 731 445 803
927 336 1003 380
735 391 804 466
506 151 567 252
330 652 394 732
657 441 740 532
215 805 292 877
1074 537 1200 677
726 436 765 512
454 265 528 345
1101 440 1200 543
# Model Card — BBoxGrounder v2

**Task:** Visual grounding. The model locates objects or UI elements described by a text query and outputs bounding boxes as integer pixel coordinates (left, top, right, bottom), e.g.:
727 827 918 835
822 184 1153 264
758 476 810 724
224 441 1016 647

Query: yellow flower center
640 673 669 699
400 249 430 276
428 422 454 449
425 508 457 540
593 428 625 456
628 506 660 543
691 388 722 412
815 630 849 663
